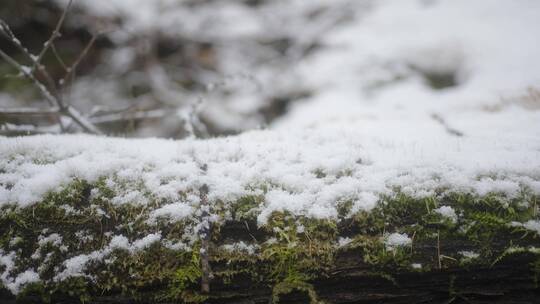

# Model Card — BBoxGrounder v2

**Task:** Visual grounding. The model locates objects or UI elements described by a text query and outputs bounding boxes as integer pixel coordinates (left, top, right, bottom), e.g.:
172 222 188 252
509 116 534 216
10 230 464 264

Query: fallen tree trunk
4 243 539 304
1 135 539 304
2 214 539 304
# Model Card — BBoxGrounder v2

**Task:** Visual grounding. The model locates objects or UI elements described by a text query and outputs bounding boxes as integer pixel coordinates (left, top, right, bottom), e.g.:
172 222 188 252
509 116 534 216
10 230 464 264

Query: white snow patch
54 233 162 281
132 233 162 251
148 203 194 224
221 241 259 255
459 251 480 259
38 233 63 247
337 237 353 248
384 233 412 250
433 206 458 223
5 270 39 294
511 220 540 235
411 263 422 269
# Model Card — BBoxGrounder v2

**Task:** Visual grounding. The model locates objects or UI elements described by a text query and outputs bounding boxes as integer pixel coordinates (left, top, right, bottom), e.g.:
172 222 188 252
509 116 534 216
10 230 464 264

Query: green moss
231 194 264 220
2 182 539 302
257 212 338 303
164 246 204 302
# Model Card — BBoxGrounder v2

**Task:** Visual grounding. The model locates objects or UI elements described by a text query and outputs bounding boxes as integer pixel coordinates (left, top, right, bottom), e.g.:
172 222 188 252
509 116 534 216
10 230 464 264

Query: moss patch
1 181 539 303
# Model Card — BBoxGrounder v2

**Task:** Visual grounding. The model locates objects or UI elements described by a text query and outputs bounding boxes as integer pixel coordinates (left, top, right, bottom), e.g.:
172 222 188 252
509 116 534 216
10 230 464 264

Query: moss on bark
1 180 539 303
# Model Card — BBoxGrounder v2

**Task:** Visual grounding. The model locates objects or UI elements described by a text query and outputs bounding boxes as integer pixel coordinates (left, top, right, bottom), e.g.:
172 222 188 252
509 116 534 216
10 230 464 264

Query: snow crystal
163 240 190 251
5 269 39 294
54 233 162 281
1 128 540 227
459 251 480 259
384 233 412 250
221 241 259 255
337 237 353 248
147 203 194 224
109 235 130 250
351 192 379 214
511 220 540 236
0 251 16 289
433 206 458 223
523 220 540 235
132 233 162 251
55 254 93 281
38 233 63 247
19 66 32 76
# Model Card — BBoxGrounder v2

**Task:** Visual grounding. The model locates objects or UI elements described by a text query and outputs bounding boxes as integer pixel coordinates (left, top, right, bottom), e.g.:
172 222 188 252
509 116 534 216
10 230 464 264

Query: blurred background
1 0 539 139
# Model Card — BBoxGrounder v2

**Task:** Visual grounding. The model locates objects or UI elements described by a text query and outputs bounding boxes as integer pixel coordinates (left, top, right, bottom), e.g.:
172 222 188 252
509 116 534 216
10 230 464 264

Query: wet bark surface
4 250 538 304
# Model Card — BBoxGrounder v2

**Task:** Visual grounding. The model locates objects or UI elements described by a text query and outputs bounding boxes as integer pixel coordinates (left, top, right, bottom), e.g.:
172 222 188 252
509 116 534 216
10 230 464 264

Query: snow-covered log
0 133 539 303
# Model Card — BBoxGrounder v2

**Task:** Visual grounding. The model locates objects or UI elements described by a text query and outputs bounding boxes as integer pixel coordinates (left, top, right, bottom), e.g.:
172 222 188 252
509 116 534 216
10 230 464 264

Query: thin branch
0 48 58 107
431 113 464 137
0 18 59 100
60 33 98 88
32 0 73 71
0 107 60 116
0 49 101 134
89 109 170 125
65 106 102 134
0 6 103 135
51 42 69 72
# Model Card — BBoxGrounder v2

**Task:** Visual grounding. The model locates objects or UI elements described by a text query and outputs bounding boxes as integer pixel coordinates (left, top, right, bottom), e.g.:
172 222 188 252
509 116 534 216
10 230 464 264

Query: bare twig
0 48 100 134
50 42 69 72
431 113 464 137
0 19 59 100
0 2 103 135
0 49 58 107
89 109 170 125
32 0 73 71
60 33 98 88
0 107 60 116
65 106 102 134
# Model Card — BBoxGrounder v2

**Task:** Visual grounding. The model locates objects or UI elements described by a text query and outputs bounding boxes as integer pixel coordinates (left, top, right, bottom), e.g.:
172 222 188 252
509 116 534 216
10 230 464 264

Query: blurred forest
1 0 539 139
0 0 351 138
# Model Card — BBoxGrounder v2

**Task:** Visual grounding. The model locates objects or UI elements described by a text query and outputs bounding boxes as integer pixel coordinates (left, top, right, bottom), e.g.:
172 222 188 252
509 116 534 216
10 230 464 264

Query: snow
1 252 39 294
148 202 194 224
53 233 163 282
132 233 162 251
351 192 379 215
523 220 540 235
221 241 259 255
279 0 540 128
433 206 458 223
384 233 412 250
511 220 540 236
5 270 39 294
1 128 539 224
0 251 16 290
37 233 63 247
459 251 480 259
337 237 353 248
54 254 93 282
